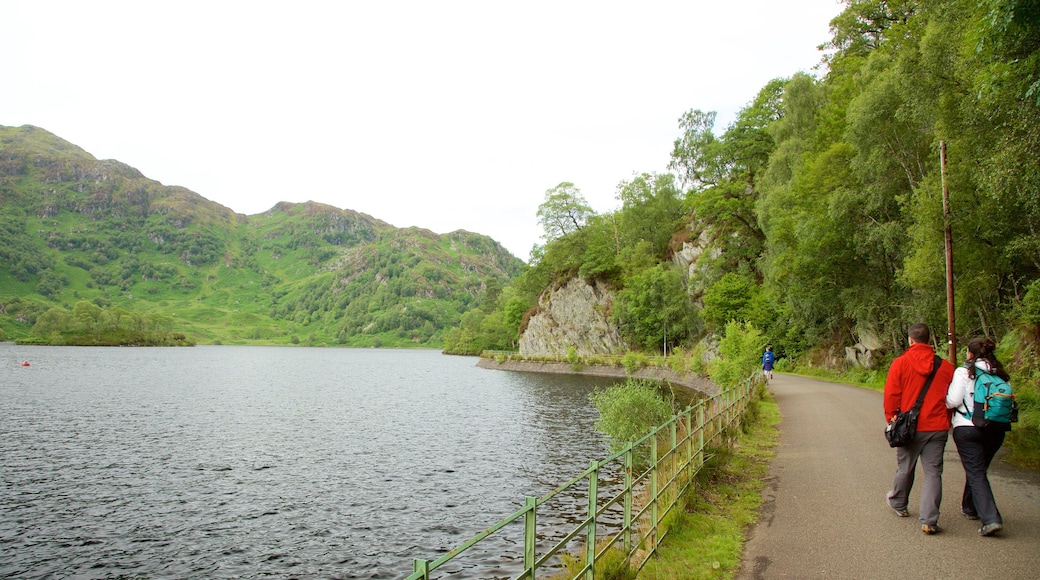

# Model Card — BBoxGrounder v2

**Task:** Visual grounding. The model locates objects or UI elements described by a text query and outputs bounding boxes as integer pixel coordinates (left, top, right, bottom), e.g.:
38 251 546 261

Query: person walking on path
945 336 1011 536
737 372 1040 579
761 345 775 381
883 323 955 534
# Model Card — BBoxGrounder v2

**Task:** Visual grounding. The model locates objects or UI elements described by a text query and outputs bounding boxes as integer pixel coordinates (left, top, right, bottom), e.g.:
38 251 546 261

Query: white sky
1 1 842 261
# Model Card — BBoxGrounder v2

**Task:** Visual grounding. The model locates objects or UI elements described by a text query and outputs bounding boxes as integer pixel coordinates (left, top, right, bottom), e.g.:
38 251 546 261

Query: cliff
519 277 623 357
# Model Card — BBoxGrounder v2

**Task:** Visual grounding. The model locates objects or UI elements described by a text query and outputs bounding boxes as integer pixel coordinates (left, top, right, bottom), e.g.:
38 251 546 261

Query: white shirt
945 359 993 428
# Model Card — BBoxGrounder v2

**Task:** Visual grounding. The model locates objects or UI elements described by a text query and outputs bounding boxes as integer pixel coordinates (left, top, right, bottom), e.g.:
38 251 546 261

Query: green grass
638 389 780 579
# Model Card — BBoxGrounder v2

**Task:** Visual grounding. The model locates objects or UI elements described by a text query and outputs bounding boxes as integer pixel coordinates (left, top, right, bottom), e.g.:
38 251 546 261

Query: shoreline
475 358 718 396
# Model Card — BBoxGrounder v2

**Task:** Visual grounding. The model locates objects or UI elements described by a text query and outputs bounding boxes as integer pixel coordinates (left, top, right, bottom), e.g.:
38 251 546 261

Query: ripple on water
0 346 620 578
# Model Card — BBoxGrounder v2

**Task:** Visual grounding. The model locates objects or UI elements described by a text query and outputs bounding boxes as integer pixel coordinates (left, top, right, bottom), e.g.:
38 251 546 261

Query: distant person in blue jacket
762 346 775 380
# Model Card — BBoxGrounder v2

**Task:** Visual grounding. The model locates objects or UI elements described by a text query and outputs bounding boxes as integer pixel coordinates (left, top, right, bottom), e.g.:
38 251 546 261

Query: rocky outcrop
845 324 885 369
671 229 714 296
519 277 623 357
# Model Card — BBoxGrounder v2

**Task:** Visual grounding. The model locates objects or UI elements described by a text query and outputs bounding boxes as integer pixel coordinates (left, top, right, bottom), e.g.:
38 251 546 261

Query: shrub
567 346 579 363
590 379 674 454
666 346 689 373
621 351 649 373
707 322 764 389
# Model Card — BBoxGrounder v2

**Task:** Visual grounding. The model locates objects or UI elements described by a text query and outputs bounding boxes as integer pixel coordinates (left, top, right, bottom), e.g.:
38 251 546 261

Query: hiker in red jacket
883 323 955 534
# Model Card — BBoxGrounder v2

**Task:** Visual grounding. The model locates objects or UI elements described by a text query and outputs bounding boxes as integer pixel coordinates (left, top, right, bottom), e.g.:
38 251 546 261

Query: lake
0 345 624 579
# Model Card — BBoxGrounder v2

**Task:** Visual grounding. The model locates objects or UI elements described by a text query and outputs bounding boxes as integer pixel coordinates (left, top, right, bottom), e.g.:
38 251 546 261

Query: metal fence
405 374 757 580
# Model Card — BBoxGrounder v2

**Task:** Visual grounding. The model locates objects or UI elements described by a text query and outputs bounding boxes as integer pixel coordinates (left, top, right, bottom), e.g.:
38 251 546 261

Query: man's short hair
908 323 930 344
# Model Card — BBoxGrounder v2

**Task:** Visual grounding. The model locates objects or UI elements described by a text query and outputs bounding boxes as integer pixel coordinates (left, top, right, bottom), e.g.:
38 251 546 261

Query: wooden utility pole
940 141 957 365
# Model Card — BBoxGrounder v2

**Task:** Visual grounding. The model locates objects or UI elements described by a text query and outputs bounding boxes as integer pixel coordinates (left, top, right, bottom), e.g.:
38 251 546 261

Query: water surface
0 345 620 578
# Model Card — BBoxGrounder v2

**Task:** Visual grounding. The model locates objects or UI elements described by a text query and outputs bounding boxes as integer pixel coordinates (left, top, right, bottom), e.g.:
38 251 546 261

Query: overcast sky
1 1 843 261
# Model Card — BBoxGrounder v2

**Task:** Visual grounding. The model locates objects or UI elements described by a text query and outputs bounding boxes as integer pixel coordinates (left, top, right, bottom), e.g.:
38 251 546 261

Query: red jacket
883 343 954 432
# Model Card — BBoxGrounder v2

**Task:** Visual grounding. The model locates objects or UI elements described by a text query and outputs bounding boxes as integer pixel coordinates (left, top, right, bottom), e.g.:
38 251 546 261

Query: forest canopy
446 0 1040 366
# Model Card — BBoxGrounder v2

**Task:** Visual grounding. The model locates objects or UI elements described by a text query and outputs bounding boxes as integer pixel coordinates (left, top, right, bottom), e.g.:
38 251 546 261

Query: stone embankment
476 357 718 396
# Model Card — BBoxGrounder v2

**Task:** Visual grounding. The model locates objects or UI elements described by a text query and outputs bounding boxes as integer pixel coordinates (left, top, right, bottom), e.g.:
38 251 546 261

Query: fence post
623 443 633 554
728 390 736 444
585 460 598 580
524 496 537 579
697 404 705 470
413 559 430 579
725 387 733 445
685 407 694 482
650 432 659 556
669 417 678 487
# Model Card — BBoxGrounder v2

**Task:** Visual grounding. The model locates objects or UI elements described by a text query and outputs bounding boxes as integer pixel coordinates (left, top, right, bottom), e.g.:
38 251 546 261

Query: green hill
0 125 524 347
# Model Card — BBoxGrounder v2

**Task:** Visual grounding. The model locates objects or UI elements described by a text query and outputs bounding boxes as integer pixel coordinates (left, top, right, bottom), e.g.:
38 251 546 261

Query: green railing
405 375 757 579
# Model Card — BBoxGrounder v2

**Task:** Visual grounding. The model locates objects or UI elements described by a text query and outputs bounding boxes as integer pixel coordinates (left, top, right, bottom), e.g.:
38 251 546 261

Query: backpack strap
910 356 942 414
957 365 988 419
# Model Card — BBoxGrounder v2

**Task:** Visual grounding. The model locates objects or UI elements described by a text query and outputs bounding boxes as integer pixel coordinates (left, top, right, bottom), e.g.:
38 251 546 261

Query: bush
567 346 579 364
707 322 764 388
663 344 712 377
590 379 674 454
621 351 650 373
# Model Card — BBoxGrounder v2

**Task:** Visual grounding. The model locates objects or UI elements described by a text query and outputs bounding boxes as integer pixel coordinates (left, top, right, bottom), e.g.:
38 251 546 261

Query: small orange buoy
20 361 30 367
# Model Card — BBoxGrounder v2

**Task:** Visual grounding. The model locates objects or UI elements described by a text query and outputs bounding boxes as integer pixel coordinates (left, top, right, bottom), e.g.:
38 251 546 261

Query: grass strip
637 388 780 579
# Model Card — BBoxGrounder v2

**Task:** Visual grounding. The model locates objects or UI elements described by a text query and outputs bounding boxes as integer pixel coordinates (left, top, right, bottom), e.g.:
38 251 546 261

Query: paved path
737 373 1040 579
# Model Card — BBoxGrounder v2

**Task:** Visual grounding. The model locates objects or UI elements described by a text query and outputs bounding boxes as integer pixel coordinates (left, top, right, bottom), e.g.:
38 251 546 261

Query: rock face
671 230 715 296
845 325 885 369
519 277 623 357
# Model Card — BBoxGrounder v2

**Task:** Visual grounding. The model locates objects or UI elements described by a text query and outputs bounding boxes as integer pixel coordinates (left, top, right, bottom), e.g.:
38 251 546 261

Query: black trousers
952 425 1006 525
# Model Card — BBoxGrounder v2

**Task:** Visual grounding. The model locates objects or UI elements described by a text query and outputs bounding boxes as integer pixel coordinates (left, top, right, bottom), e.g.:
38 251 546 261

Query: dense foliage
454 0 1040 361
0 126 523 347
22 301 194 346
447 0 1039 464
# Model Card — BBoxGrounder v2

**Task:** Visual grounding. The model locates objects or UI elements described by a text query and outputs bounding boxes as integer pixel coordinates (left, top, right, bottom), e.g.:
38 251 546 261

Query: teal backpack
961 369 1018 428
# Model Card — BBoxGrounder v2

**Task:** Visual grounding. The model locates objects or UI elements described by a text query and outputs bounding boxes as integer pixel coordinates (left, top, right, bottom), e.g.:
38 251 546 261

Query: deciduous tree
536 182 594 242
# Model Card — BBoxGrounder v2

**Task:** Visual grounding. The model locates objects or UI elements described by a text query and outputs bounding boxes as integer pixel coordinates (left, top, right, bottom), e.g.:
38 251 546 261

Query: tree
30 307 71 341
536 182 595 242
480 277 502 313
701 272 757 332
616 173 685 258
613 265 694 352
669 110 723 189
578 214 623 282
35 270 67 299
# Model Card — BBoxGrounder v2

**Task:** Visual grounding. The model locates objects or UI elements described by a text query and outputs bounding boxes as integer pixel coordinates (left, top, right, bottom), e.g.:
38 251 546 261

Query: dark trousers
952 425 1005 525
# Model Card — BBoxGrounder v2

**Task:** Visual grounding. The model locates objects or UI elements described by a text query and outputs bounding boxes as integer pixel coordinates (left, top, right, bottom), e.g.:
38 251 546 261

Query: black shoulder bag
885 355 941 448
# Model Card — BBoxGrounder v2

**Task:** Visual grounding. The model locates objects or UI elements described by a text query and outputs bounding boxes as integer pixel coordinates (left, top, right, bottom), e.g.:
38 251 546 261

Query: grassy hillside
0 125 523 347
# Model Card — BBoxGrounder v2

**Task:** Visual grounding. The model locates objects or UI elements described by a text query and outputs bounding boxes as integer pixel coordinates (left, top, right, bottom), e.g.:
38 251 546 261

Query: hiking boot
961 511 980 521
979 523 1003 536
922 524 941 535
886 496 908 517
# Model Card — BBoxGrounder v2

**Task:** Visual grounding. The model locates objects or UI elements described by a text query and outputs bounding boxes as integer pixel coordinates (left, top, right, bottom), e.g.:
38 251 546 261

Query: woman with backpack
945 337 1011 537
